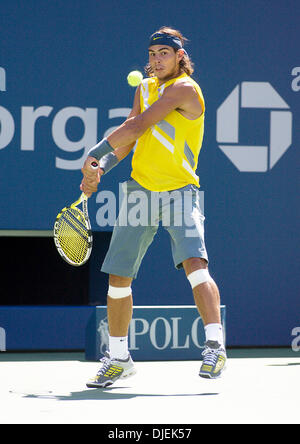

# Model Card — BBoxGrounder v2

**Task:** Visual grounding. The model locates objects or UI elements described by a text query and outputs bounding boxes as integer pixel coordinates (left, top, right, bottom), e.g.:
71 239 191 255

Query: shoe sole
86 381 114 388
199 365 226 379
199 372 221 379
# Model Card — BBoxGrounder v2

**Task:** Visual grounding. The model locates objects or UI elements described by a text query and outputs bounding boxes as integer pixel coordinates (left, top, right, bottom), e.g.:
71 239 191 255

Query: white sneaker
86 352 136 388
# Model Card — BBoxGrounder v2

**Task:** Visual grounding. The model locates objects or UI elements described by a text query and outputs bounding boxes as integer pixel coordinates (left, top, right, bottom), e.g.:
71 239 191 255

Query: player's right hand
80 156 104 197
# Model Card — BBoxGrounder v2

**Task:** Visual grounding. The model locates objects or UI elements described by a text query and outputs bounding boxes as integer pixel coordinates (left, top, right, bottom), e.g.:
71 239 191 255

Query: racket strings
56 208 91 264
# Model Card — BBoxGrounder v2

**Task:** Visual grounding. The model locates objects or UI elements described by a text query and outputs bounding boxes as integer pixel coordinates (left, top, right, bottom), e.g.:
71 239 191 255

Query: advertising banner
0 306 94 350
85 305 226 361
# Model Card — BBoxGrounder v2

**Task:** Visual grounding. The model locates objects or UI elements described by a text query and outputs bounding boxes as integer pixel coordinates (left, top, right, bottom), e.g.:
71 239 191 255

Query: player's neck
157 68 184 86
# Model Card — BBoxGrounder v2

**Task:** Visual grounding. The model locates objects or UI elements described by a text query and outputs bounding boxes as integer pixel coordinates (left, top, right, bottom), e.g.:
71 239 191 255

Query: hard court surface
0 348 299 425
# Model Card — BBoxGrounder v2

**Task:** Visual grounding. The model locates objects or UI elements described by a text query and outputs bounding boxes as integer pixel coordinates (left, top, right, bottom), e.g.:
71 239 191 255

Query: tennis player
81 27 227 387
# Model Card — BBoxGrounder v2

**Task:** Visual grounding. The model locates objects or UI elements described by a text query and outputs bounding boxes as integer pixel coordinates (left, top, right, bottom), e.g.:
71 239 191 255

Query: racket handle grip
90 161 99 169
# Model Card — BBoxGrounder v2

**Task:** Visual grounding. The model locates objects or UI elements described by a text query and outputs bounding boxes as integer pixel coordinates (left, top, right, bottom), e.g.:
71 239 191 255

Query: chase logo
216 82 292 172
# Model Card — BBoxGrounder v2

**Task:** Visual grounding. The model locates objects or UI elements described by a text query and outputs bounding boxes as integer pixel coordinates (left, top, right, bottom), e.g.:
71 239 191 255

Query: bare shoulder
164 77 203 118
165 77 197 98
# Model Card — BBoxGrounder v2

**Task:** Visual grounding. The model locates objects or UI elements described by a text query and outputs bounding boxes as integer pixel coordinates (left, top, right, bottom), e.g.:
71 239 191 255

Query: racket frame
53 193 93 266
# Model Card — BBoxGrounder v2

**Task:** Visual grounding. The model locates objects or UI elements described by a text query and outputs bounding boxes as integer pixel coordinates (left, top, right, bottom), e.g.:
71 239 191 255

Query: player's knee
109 274 132 287
183 257 208 279
184 257 207 272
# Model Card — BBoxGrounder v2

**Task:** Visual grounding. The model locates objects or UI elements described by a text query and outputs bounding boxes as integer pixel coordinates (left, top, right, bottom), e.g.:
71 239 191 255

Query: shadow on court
267 362 300 367
23 387 220 402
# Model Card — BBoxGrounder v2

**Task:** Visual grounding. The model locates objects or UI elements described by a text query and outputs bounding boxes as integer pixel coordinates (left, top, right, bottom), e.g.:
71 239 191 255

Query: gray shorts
101 179 208 278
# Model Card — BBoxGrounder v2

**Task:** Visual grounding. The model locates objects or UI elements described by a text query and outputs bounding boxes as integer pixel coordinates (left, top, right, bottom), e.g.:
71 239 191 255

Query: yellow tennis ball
127 70 143 87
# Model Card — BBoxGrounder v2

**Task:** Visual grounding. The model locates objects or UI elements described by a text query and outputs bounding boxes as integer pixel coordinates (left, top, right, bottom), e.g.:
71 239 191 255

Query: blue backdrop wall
1 0 299 347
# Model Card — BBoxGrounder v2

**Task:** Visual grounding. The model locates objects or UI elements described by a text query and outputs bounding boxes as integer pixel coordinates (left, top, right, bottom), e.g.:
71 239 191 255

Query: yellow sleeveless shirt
131 73 205 191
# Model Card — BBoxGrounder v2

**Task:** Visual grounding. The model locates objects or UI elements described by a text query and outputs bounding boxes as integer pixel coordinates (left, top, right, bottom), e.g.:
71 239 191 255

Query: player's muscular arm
81 87 141 196
107 81 202 149
175 81 203 120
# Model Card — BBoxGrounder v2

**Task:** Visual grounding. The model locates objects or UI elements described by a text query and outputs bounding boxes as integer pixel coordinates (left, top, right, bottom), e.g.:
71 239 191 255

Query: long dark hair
145 26 194 77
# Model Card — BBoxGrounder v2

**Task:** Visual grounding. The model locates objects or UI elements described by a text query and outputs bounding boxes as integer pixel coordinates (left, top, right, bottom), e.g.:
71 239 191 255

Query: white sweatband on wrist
88 138 114 161
187 269 212 289
108 285 132 299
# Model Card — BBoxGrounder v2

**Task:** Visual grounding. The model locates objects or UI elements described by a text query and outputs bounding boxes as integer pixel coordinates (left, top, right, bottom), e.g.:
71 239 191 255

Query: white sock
109 335 129 360
204 323 224 347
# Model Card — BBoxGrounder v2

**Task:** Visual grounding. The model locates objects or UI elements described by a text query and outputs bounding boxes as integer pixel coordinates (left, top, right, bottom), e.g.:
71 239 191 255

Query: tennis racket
53 193 93 266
